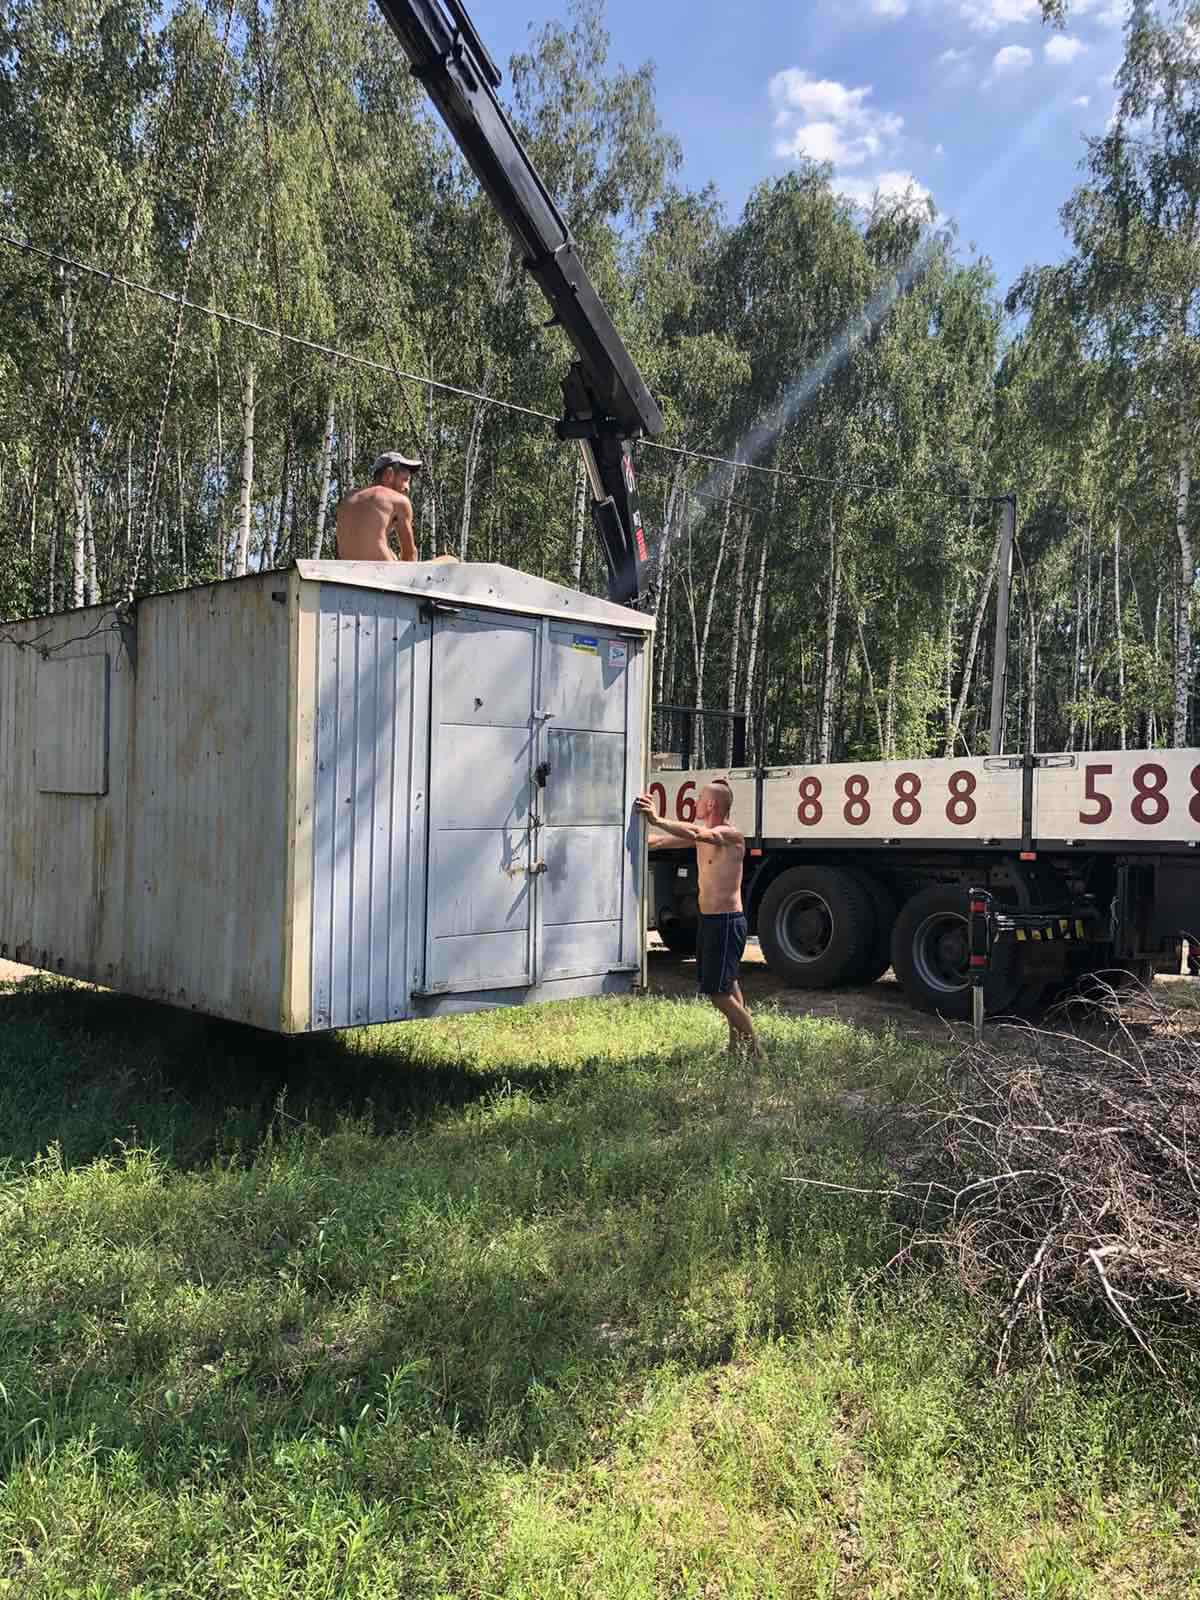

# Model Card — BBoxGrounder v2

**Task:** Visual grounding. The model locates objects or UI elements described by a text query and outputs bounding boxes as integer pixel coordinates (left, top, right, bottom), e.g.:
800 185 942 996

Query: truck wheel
657 920 697 957
758 866 875 988
1076 958 1154 998
891 885 1020 1020
843 868 897 984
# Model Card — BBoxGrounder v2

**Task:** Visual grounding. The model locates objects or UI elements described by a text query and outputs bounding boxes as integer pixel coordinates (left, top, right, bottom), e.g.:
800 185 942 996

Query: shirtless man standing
635 778 761 1057
335 451 420 561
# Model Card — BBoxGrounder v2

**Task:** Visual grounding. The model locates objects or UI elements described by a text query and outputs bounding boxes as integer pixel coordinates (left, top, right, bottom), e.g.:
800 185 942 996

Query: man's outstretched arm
634 793 736 848
646 828 691 850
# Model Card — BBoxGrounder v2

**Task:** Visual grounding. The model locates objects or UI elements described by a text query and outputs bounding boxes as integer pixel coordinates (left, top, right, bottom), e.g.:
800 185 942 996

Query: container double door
424 608 638 994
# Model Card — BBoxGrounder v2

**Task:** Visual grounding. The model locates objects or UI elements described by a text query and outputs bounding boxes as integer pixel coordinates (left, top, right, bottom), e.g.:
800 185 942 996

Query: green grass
1 974 1197 1598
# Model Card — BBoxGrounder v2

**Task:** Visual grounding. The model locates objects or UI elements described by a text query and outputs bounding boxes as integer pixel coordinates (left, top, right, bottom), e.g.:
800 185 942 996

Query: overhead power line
1 233 996 507
0 233 559 422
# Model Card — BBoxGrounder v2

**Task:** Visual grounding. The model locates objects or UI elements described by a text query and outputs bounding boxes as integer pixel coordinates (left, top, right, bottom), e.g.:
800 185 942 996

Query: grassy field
1 974 1197 1598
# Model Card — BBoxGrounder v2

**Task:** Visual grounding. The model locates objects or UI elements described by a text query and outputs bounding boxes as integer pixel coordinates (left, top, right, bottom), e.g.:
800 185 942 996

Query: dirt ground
645 938 954 1042
4 948 1197 1044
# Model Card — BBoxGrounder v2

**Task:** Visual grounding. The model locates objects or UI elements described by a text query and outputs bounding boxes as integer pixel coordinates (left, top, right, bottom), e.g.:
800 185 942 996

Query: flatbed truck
647 749 1200 1017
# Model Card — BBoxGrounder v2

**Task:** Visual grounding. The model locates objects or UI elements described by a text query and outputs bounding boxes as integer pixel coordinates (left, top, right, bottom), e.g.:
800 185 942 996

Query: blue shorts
696 912 748 996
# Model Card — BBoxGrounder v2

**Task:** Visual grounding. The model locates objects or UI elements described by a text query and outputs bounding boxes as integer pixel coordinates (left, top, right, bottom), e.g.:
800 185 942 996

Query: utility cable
1 233 1001 510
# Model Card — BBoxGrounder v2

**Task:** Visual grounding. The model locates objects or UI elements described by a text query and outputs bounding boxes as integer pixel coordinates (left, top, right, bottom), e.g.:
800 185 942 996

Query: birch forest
3 0 1200 759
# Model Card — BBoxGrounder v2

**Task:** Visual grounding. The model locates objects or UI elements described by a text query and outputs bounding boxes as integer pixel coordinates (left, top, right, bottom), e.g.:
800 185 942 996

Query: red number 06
677 781 697 822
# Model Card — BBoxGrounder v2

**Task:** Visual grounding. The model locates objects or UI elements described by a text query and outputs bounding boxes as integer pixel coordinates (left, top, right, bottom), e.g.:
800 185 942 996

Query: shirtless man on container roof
635 778 762 1058
335 451 420 561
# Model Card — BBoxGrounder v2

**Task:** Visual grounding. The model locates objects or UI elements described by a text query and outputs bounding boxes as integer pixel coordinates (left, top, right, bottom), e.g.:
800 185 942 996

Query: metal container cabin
0 561 653 1031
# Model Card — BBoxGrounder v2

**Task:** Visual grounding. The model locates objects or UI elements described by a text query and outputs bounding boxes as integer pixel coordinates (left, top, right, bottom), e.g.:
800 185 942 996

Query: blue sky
464 0 1131 298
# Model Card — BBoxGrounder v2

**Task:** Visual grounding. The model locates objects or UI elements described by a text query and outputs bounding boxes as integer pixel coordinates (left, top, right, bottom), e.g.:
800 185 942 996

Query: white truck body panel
650 751 1200 850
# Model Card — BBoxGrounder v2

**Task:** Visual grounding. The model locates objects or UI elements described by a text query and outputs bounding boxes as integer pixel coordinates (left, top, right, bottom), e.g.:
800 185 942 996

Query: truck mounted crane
375 0 663 609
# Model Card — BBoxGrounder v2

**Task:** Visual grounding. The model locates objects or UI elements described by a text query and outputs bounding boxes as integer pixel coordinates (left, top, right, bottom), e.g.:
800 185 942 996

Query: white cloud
936 46 973 85
836 171 932 214
986 44 1034 82
1072 94 1091 107
870 0 909 15
934 141 946 154
958 0 1039 32
1074 0 1126 25
1045 35 1086 65
770 69 904 169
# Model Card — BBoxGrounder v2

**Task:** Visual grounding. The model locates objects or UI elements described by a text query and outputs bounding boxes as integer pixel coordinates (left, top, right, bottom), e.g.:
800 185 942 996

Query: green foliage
0 0 1194 753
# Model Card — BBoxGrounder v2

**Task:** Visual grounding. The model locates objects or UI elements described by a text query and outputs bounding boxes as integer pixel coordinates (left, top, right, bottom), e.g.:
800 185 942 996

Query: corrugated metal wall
124 581 291 1026
310 585 426 1029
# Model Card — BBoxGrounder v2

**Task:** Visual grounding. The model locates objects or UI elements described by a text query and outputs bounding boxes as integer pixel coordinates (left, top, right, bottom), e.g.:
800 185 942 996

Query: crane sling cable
129 0 238 604
0 235 1001 514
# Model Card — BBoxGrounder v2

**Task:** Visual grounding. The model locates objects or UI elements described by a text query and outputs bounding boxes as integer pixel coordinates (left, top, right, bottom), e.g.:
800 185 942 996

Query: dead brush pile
883 988 1200 1376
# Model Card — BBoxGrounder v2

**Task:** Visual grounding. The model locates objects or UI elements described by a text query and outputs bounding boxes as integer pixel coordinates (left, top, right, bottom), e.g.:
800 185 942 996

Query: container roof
293 560 655 633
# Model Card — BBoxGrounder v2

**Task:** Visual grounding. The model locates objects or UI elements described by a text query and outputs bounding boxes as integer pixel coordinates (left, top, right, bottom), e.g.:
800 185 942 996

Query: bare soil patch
647 939 951 1042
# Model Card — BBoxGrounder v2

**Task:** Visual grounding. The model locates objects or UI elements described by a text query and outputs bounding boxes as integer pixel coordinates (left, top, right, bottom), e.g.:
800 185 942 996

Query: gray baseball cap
371 451 422 477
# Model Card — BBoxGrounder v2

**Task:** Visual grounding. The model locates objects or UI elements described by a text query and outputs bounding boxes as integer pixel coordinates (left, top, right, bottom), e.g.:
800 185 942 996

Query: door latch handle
529 860 547 876
535 761 551 787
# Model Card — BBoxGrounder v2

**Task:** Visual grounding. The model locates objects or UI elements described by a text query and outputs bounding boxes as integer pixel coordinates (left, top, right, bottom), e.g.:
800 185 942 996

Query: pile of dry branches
837 988 1200 1376
906 991 1200 1373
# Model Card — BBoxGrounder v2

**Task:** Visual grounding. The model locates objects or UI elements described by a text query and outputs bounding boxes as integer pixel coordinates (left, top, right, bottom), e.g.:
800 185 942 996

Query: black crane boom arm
374 0 663 605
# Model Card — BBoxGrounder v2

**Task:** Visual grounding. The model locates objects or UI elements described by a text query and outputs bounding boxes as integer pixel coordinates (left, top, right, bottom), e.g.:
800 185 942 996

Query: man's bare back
335 453 420 561
335 484 416 562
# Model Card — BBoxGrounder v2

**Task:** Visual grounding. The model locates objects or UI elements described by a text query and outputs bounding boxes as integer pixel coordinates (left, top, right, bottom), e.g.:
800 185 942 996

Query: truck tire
758 866 875 989
843 868 897 984
891 884 1021 1020
1075 958 1154 999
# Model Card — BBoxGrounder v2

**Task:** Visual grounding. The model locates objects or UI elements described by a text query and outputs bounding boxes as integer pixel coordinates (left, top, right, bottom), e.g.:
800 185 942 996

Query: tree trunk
818 504 841 763
854 607 887 756
1175 447 1193 747
177 442 188 584
420 378 437 557
69 458 86 609
725 510 751 765
235 363 256 578
571 452 588 588
84 488 97 605
312 394 336 559
213 349 225 578
694 478 735 766
1112 516 1127 750
1075 576 1088 748
945 522 1003 758
742 532 768 762
883 656 897 761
